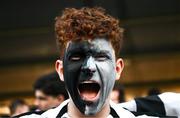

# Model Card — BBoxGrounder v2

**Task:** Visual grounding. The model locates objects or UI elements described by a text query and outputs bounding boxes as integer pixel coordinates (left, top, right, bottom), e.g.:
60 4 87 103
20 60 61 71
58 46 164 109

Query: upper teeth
81 81 95 84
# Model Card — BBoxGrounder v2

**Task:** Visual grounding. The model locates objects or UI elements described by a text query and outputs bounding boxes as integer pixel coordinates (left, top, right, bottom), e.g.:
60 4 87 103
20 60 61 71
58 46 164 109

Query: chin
83 99 105 116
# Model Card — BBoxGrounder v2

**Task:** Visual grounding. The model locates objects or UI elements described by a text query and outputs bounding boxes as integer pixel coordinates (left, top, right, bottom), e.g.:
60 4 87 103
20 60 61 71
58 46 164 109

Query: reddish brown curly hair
55 7 124 58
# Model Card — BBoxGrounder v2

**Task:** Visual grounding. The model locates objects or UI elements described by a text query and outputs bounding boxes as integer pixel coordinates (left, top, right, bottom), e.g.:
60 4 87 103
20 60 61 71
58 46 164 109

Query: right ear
55 60 64 81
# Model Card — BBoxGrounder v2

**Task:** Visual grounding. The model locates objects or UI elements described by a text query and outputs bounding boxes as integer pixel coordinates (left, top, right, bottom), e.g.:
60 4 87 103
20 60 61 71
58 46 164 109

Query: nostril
82 68 95 76
91 69 96 73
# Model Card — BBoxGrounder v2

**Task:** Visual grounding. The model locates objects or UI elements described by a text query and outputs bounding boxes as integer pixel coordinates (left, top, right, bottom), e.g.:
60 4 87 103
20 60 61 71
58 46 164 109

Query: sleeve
119 92 180 118
134 94 165 115
13 110 44 118
158 92 180 117
119 95 165 115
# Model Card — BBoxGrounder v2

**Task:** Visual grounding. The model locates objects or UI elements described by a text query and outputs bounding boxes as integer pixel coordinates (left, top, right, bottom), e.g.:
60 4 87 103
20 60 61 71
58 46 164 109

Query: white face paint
63 38 116 115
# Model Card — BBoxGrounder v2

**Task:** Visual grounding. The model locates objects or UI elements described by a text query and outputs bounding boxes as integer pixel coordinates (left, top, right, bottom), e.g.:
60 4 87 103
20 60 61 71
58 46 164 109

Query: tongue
81 90 97 100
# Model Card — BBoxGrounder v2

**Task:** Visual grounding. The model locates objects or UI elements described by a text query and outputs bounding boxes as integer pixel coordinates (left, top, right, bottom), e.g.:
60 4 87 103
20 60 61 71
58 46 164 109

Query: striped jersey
16 92 180 118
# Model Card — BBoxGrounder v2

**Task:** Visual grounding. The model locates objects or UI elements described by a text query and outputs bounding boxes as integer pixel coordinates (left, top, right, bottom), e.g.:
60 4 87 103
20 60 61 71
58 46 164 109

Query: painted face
63 38 116 115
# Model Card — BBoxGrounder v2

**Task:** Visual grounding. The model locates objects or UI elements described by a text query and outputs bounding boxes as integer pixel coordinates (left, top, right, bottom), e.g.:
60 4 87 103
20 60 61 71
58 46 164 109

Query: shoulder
41 99 69 118
17 99 69 118
118 92 180 117
158 92 180 117
15 110 44 118
110 100 136 118
158 92 180 102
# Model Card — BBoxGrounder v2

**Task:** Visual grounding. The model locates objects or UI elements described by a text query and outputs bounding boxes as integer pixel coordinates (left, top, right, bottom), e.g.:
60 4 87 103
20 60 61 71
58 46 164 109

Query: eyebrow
36 96 47 100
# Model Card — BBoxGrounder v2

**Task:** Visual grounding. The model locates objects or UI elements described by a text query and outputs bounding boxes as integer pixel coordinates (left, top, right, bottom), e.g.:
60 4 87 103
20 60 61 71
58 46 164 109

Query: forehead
35 90 46 96
66 38 114 52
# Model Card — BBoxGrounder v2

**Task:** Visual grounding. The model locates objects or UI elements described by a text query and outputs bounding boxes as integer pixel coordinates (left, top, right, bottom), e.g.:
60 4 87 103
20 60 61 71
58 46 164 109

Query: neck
68 99 110 118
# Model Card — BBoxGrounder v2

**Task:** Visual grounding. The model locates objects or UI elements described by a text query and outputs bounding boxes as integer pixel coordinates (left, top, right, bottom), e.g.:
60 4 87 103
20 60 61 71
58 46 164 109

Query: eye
36 96 47 100
95 54 109 61
69 53 84 61
70 56 81 61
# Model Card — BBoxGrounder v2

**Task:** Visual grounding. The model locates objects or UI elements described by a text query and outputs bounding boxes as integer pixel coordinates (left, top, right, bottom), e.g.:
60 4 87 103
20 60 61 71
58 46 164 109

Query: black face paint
63 38 116 115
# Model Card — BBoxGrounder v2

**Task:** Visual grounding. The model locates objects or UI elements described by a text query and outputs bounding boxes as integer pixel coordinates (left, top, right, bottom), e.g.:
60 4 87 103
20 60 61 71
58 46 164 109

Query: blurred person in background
110 82 126 103
147 87 161 96
33 72 68 111
9 99 29 117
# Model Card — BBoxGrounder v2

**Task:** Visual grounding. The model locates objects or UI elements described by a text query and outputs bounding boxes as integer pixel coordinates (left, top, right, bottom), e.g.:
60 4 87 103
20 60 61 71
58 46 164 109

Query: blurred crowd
0 72 161 117
0 72 69 117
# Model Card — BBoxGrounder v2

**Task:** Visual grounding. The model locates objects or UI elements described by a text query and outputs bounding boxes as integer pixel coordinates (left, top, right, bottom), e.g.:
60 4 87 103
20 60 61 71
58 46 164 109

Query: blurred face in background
11 104 29 117
110 90 120 103
34 90 62 111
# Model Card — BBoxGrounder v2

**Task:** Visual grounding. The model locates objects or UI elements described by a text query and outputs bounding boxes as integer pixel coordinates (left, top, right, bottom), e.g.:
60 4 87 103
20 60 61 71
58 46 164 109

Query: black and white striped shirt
16 92 180 118
18 100 135 118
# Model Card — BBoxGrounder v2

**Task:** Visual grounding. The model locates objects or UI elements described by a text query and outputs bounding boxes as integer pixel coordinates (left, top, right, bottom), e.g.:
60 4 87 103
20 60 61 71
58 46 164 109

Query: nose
34 99 39 107
81 56 96 75
34 100 38 106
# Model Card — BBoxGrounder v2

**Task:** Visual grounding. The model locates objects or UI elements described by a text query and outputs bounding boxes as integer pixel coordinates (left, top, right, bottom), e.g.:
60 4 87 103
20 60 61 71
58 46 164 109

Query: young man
17 7 180 118
53 7 136 117
33 72 68 111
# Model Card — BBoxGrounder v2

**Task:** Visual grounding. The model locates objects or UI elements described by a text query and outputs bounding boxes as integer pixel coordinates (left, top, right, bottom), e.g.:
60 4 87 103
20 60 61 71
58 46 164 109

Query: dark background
0 0 180 99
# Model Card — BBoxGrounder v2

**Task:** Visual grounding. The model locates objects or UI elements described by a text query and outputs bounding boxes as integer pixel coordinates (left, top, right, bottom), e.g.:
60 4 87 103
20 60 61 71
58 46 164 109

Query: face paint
63 38 116 115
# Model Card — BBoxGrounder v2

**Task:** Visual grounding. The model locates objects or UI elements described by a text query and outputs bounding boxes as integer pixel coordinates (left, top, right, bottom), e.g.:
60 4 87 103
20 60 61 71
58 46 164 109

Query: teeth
80 81 96 84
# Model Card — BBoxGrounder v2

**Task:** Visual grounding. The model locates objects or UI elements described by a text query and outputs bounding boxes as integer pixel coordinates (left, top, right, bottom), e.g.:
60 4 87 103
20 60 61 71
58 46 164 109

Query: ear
57 95 65 103
115 58 124 80
55 60 64 81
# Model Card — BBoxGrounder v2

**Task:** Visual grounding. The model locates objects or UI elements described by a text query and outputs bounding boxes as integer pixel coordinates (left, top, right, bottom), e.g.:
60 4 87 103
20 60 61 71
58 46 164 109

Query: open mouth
78 81 100 102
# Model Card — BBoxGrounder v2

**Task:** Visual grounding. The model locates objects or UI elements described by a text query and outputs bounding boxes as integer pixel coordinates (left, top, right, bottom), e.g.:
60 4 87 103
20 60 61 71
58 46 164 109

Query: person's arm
119 92 180 117
158 92 180 117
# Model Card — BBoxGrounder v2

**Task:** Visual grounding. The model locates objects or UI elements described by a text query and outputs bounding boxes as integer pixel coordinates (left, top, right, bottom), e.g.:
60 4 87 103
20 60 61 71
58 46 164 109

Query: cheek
41 100 48 105
96 62 116 102
43 99 54 108
96 62 116 90
97 61 115 76
67 62 82 71
64 62 82 84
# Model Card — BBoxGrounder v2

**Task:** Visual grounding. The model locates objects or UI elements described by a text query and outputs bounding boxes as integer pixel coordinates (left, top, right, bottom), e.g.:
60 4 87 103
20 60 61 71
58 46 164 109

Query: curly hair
55 7 124 58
